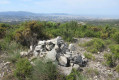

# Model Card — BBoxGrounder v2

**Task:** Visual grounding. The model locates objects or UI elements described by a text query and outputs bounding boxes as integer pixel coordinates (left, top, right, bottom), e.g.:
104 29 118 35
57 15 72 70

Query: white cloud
0 0 10 4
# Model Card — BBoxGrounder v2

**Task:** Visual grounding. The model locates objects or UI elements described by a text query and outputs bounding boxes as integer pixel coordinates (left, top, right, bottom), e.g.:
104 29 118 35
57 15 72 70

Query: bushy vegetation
0 20 119 80
13 21 51 46
112 32 119 43
84 53 95 60
14 58 33 80
32 60 65 80
115 65 119 73
104 53 115 67
83 38 105 53
66 68 87 80
110 45 119 59
1 21 119 47
0 23 10 38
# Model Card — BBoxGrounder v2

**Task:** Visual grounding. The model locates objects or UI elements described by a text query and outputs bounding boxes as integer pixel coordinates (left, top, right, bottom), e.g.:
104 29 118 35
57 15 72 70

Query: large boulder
45 48 57 61
58 56 68 67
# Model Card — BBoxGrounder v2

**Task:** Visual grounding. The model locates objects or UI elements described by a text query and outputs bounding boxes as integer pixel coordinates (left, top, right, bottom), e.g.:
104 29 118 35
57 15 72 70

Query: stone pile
20 36 87 75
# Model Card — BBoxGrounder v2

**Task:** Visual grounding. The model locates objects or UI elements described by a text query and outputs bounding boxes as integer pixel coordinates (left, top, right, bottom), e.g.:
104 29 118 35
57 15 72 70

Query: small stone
38 40 46 45
20 51 28 56
73 64 79 70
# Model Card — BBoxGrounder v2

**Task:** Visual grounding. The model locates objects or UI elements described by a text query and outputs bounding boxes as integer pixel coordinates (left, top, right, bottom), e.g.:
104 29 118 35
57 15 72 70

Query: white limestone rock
46 41 55 51
45 49 57 61
38 40 46 45
58 56 67 66
20 51 28 56
58 65 72 76
69 44 75 51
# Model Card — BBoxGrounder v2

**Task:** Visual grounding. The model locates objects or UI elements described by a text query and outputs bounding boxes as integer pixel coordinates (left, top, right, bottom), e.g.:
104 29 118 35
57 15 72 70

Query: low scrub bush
115 65 119 73
0 40 23 63
84 53 95 60
14 58 33 80
0 23 10 38
110 45 119 59
104 53 115 67
66 68 87 80
101 33 108 39
84 38 105 53
13 21 50 46
104 39 113 45
112 32 119 43
32 60 65 80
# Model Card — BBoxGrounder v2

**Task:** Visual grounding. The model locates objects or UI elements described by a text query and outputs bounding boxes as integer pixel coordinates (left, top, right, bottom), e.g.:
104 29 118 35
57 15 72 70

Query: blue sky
0 0 119 17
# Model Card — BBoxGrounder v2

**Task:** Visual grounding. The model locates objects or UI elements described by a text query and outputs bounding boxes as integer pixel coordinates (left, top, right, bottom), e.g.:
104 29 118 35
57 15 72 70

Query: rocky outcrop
20 36 87 75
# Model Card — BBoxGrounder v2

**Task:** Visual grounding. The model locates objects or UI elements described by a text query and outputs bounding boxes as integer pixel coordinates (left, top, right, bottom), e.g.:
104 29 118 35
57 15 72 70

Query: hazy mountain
0 11 117 23
0 11 35 16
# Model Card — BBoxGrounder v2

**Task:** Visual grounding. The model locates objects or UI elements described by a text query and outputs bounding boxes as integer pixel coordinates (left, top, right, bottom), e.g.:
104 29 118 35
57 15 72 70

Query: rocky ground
74 38 119 80
0 37 119 80
0 53 13 80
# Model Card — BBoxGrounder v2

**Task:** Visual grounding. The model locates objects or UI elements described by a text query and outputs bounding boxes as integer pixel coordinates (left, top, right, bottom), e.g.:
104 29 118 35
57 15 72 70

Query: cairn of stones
20 36 87 74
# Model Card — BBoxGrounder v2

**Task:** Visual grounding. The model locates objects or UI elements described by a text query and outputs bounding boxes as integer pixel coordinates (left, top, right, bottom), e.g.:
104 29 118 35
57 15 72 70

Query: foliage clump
14 21 50 46
83 38 105 53
66 68 87 80
0 23 10 38
104 53 115 67
32 60 65 80
14 58 33 80
84 53 95 60
110 45 119 59
115 65 119 73
112 32 119 43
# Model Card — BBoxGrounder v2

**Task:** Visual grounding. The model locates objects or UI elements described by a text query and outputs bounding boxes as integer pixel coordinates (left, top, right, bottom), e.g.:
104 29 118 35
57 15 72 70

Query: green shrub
110 45 119 59
0 40 23 63
101 33 108 39
115 65 119 73
32 59 65 80
84 38 105 53
84 53 95 60
66 68 87 80
112 32 119 43
104 39 113 45
104 53 115 67
0 23 10 38
14 21 50 46
14 58 33 80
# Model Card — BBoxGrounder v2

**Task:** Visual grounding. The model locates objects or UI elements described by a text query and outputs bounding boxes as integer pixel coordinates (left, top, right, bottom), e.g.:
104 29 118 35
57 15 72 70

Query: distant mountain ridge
0 11 69 16
0 11 117 23
0 11 35 16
